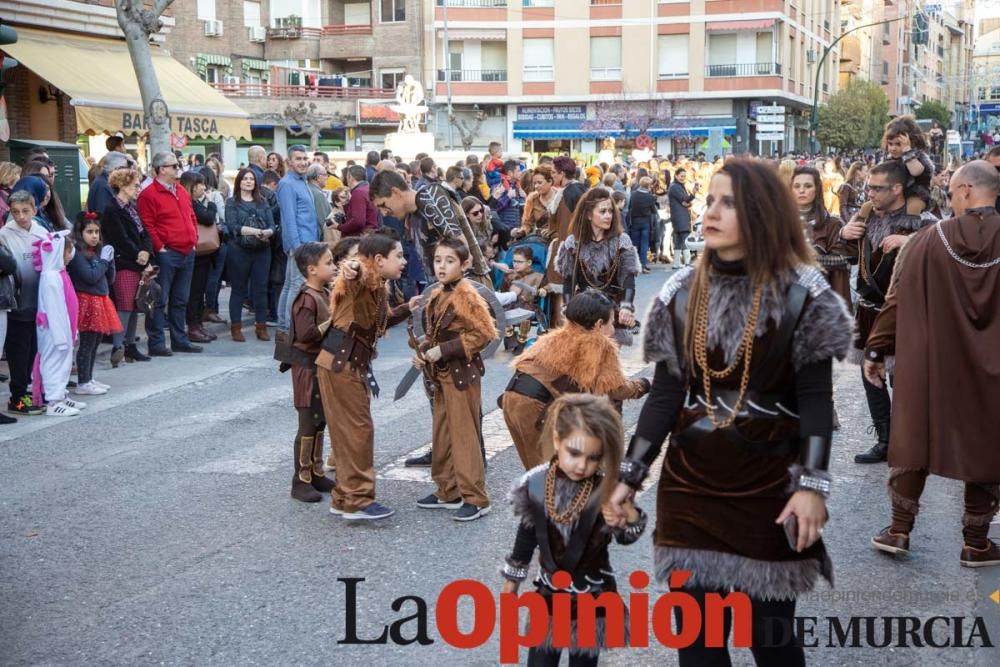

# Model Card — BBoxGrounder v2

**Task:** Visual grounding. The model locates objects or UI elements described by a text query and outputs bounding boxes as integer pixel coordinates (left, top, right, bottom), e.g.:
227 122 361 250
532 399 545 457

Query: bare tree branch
153 0 175 17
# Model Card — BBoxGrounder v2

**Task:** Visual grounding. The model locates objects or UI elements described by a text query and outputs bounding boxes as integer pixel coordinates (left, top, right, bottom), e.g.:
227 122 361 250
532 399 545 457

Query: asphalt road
1 266 997 666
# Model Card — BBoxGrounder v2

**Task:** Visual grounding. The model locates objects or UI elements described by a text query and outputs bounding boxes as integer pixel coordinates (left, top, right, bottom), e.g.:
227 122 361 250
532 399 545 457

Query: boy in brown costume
500 289 649 469
317 233 413 521
413 238 497 521
287 242 338 503
498 246 545 353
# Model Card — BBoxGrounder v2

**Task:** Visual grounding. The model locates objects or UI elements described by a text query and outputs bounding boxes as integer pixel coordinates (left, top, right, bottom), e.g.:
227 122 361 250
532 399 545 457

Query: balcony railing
209 82 395 99
322 24 372 36
523 64 554 81
590 0 621 4
266 26 322 39
436 69 508 82
590 66 622 81
437 0 507 6
522 0 554 7
705 62 782 77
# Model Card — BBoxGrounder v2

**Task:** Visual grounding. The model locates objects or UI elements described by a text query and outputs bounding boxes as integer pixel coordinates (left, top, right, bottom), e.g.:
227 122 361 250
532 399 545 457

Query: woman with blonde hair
0 162 21 221
777 158 797 186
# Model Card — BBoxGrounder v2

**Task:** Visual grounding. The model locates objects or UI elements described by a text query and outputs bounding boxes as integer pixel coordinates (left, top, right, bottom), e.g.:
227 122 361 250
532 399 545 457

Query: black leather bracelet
618 458 649 490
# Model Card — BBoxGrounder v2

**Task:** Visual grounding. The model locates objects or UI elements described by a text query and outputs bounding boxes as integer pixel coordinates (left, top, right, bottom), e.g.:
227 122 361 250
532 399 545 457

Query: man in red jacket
137 151 202 355
337 165 378 237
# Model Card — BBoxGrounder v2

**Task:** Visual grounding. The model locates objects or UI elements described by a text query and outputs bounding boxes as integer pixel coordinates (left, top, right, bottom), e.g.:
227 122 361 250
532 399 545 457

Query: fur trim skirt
77 293 124 335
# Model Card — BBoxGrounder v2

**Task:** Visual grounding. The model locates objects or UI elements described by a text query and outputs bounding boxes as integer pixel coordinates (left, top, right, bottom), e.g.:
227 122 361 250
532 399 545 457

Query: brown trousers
889 468 1000 548
431 373 489 507
501 392 551 470
317 366 374 513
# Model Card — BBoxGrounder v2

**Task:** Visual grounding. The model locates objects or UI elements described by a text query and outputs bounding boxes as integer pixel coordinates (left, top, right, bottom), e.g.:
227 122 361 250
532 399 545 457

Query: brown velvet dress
801 208 852 306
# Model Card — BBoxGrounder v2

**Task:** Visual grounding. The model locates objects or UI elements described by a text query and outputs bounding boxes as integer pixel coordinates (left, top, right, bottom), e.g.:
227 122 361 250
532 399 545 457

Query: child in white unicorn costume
31 229 86 417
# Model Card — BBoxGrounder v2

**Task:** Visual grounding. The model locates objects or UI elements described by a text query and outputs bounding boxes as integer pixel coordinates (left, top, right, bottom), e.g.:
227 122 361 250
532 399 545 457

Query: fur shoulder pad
642 267 694 379
507 464 548 527
451 279 497 336
561 234 577 252
790 275 853 370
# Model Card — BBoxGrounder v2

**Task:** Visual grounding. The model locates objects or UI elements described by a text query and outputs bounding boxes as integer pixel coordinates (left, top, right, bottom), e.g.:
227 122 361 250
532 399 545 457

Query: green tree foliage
914 100 950 129
817 80 890 150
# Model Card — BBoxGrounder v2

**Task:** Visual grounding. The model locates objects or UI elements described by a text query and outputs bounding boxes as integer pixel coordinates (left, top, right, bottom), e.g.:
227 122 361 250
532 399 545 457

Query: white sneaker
62 397 87 410
46 401 81 417
73 381 107 396
90 379 110 391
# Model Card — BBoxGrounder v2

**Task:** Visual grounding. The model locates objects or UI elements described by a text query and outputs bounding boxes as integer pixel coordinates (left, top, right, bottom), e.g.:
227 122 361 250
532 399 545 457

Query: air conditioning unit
248 25 266 42
204 20 223 37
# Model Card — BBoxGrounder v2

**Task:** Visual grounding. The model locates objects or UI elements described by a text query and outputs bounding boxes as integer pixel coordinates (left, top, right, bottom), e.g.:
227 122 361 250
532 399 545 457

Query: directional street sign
757 123 786 133
756 132 785 141
757 105 786 115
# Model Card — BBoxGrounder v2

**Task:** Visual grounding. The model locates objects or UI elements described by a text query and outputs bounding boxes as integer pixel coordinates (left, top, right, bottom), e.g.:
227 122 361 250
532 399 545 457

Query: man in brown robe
864 160 1000 567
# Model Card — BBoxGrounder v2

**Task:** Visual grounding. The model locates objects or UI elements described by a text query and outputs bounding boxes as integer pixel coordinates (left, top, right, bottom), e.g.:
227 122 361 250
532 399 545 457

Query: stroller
493 233 550 354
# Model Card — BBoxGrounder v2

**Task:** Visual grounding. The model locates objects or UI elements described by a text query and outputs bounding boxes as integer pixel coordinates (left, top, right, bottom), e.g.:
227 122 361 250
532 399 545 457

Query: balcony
590 66 622 81
318 24 374 59
705 62 781 77
322 24 372 36
436 0 507 5
437 68 508 82
590 0 621 4
522 0 554 6
209 82 394 99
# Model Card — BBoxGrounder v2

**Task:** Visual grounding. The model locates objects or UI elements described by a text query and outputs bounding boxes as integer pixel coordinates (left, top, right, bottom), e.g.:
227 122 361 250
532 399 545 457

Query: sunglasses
469 209 483 216
865 184 892 193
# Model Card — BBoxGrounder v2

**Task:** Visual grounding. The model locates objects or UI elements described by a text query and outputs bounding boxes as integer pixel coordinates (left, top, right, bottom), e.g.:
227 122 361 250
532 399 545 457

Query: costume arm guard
788 436 832 498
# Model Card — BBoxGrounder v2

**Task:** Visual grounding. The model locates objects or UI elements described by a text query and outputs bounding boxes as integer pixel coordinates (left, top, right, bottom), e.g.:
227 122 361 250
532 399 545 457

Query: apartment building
972 27 1000 140
162 0 424 157
424 0 842 156
862 0 974 126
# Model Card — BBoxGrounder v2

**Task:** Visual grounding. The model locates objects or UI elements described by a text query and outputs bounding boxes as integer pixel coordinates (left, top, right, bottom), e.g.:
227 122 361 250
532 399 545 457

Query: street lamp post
809 14 909 154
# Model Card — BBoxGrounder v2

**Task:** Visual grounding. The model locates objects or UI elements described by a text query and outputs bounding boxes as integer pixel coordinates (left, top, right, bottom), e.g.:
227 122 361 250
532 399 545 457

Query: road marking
378 357 652 482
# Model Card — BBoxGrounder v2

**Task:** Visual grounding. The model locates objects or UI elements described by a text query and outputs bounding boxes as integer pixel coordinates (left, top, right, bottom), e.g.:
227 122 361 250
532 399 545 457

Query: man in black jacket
668 168 698 269
628 176 658 272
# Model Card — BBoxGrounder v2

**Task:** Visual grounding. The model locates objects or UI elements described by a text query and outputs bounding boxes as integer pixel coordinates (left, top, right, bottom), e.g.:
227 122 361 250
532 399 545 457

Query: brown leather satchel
195 224 221 256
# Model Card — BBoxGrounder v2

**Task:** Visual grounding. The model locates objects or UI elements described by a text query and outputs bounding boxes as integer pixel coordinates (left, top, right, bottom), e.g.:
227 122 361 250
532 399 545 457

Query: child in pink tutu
67 212 122 396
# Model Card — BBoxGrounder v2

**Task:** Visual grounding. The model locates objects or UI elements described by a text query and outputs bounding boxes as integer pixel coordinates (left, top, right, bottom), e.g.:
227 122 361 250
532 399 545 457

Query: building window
345 2 371 25
198 0 216 21
590 36 622 80
380 0 405 22
243 1 261 27
204 65 224 84
657 34 689 78
523 38 554 81
381 68 405 90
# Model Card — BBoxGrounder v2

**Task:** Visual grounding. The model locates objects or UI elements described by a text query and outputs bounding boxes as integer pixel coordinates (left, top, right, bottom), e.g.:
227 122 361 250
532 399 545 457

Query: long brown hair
538 394 623 504
684 158 814 366
568 186 623 244
792 165 828 221
844 160 866 186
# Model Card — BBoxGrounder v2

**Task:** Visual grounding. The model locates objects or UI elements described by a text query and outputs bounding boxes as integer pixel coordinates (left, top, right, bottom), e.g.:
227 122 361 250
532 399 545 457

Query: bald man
865 160 1000 567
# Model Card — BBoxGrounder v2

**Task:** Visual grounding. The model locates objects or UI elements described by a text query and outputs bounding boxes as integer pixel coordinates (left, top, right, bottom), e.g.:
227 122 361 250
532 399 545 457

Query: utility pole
810 13 910 154
443 0 454 150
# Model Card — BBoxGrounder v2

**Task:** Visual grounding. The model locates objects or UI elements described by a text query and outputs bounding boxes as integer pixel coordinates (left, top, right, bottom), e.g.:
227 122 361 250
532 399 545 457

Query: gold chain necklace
544 462 594 524
693 280 763 429
574 242 621 292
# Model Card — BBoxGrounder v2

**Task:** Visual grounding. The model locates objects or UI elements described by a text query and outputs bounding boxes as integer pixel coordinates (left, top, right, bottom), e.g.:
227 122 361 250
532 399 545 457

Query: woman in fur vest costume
502 394 646 667
555 188 641 347
607 159 852 665
791 166 852 305
501 289 649 470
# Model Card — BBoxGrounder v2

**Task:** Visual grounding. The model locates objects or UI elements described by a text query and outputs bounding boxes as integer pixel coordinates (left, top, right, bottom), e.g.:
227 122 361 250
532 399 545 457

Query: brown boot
960 540 1000 568
872 526 910 555
255 323 271 341
231 325 246 342
309 432 336 493
291 436 321 503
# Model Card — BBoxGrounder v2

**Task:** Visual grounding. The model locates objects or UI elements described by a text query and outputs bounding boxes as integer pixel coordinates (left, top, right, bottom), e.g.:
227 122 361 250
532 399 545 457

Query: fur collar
330 255 383 310
514 323 629 394
426 278 496 335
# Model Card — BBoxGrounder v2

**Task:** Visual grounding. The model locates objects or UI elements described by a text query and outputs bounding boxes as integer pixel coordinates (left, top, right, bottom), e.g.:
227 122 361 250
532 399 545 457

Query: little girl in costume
32 229 86 417
882 115 935 216
68 212 123 396
502 394 646 667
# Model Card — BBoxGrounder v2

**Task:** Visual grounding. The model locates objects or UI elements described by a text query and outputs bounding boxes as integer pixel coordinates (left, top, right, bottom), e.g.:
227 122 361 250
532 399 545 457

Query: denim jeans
204 242 228 313
227 243 272 324
148 248 194 350
277 250 305 332
629 221 651 268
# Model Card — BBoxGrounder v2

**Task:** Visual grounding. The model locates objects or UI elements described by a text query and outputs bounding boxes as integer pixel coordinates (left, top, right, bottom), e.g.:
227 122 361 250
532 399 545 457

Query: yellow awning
3 28 251 139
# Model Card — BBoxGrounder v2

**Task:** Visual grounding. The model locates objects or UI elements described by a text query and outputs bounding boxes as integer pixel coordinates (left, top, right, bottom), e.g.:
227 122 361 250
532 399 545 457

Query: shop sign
517 105 586 122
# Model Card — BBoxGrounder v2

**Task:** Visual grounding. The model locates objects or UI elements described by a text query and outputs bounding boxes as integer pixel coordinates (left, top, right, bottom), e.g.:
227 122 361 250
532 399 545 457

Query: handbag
135 271 161 317
323 220 342 246
237 206 271 251
196 223 221 256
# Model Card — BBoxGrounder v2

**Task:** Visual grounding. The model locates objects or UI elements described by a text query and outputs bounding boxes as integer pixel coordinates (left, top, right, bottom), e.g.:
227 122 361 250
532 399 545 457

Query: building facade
160 0 425 159
423 0 843 157
972 27 1000 143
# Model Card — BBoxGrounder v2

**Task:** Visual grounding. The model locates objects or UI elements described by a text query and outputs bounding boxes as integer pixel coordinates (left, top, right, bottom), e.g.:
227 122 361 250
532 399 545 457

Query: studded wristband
501 558 529 582
796 474 831 498
618 458 649 490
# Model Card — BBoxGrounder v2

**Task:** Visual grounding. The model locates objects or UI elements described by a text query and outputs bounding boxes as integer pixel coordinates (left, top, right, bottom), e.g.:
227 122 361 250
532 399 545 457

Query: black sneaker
404 451 432 467
0 412 16 424
8 395 44 416
342 501 395 521
416 493 463 509
452 503 491 522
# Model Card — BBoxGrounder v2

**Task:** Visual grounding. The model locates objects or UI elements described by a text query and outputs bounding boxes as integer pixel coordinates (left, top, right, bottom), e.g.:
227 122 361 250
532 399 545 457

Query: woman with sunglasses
460 197 492 247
